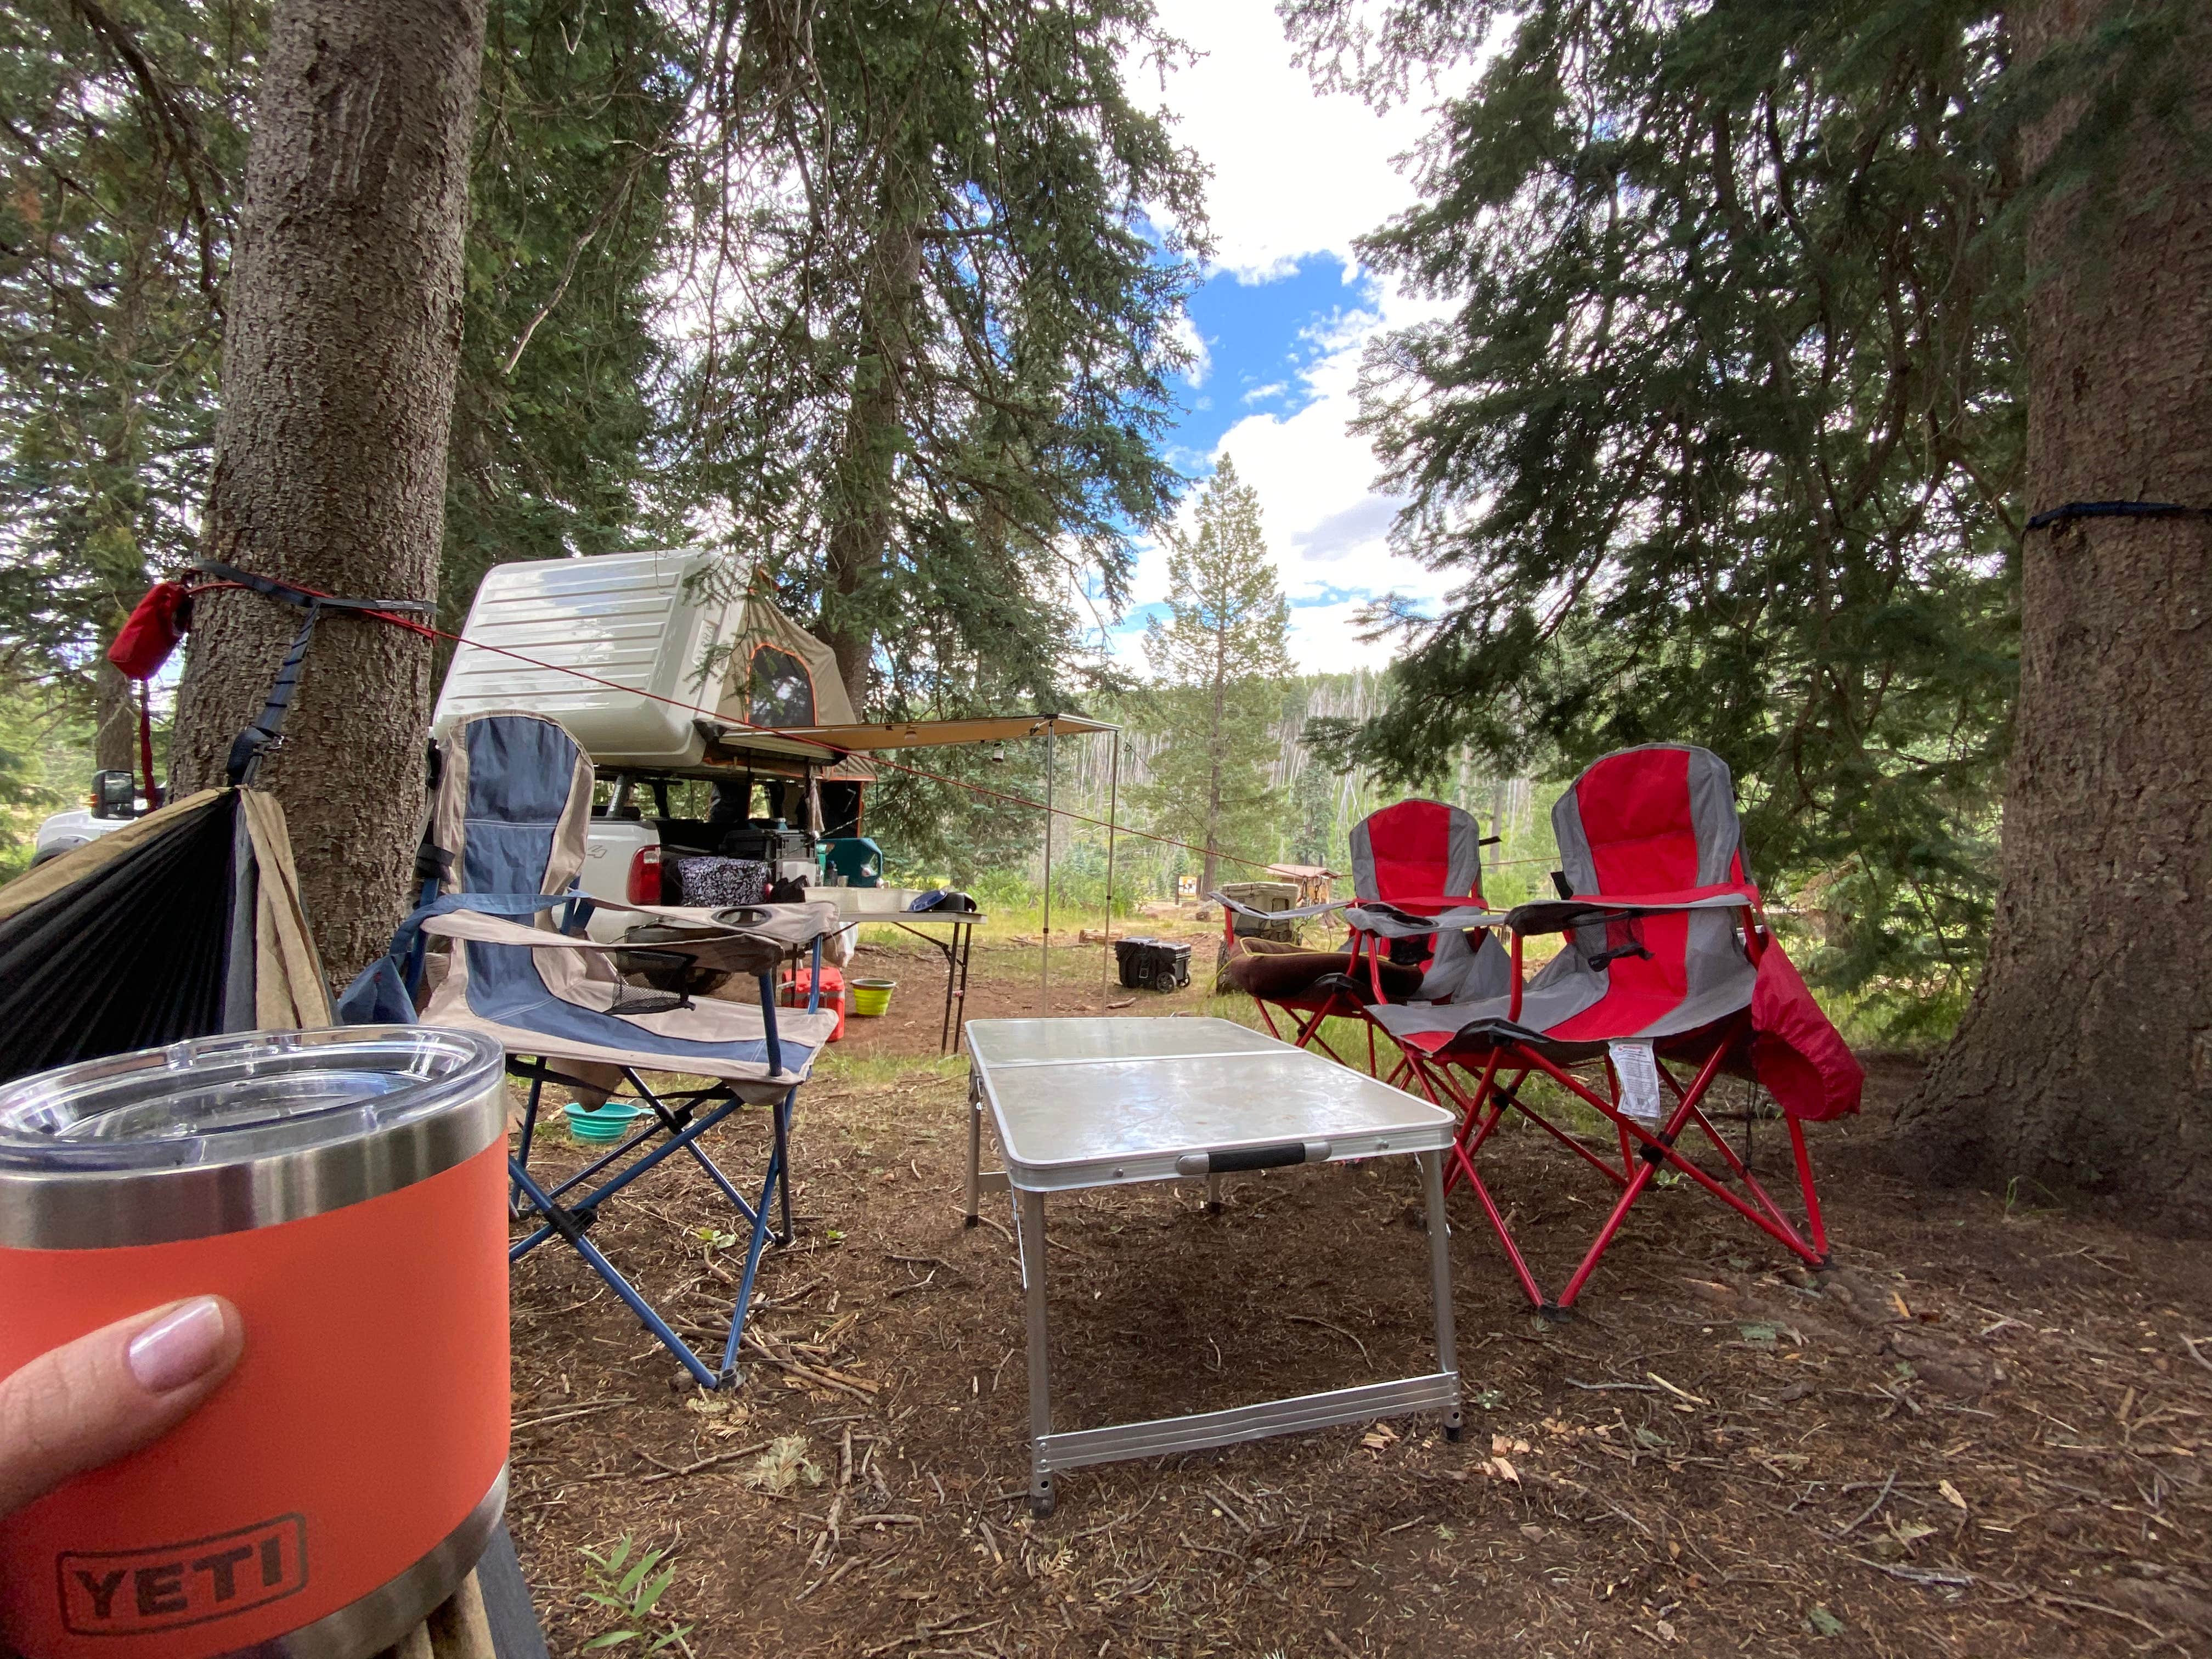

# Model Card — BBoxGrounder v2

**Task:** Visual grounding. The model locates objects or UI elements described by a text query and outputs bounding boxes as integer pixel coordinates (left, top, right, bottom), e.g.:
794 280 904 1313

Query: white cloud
1099 0 1479 674
1287 599 1398 674
1221 307 1455 659
1109 277 1459 674
1147 0 1436 279
1167 307 1211 387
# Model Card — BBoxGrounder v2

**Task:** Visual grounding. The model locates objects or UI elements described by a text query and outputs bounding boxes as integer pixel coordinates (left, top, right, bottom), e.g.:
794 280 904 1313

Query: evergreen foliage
439 0 693 632
0 679 97 877
1288 0 2032 1033
0 0 1205 812
678 0 1209 713
0 0 687 690
1134 459 1294 893
0 0 255 681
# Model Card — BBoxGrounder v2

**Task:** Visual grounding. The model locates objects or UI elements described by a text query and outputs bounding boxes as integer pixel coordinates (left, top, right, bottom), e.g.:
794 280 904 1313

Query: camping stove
0 1026 510 1659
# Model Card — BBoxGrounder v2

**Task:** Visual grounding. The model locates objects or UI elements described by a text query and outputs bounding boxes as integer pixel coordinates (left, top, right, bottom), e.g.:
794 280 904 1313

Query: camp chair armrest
1504 884 1760 935
1204 890 1349 923
1358 894 1489 915
421 908 789 977
1342 902 1507 940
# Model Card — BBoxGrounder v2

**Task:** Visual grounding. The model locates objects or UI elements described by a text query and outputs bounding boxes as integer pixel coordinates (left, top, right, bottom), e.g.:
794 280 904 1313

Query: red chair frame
1403 911 1830 1315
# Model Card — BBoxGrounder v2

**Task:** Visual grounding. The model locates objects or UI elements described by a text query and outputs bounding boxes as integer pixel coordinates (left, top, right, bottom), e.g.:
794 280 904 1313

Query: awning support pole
1041 724 1056 1002
1102 731 1119 1011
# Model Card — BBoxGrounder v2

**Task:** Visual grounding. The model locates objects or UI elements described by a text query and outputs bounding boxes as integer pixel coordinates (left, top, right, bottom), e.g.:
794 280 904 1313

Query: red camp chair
1229 799 1507 1075
1370 745 1860 1314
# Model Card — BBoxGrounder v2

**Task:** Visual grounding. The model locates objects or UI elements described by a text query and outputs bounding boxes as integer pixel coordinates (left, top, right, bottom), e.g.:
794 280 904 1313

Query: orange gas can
0 1028 511 1659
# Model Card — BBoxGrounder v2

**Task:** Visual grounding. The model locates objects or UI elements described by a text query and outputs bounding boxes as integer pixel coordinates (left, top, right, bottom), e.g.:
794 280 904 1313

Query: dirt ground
503 934 2212 1657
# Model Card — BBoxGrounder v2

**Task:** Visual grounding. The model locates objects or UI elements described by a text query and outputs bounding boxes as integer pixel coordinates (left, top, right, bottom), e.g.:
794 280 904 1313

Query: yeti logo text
58 1516 307 1635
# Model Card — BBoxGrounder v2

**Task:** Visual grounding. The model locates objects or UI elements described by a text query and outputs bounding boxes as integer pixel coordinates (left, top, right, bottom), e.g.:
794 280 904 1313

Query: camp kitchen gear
850 978 897 1017
962 1017 1464 1516
0 1026 510 1659
819 836 883 886
563 1101 652 1142
803 892 984 1054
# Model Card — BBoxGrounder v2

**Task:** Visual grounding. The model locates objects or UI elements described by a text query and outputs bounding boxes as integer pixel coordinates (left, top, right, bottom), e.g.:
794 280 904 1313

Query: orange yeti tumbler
0 1027 511 1659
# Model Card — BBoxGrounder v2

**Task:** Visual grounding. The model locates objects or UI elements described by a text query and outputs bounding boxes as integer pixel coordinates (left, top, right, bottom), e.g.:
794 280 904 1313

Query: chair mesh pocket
610 947 694 1015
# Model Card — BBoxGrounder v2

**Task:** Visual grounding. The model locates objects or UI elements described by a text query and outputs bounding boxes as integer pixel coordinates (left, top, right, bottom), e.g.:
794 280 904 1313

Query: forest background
3 0 2200 1068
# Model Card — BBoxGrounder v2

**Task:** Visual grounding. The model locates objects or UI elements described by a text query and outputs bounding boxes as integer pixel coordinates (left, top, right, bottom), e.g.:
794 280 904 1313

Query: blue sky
1099 0 1463 675
1172 258 1369 460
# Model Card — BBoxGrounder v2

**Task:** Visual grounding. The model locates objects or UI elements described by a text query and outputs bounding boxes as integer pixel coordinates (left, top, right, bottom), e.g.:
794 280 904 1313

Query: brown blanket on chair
1222 936 1423 1004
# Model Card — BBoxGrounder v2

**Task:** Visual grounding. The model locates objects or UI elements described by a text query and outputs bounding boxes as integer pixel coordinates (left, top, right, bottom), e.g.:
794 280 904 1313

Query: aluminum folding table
963 1016 1465 1516
811 890 985 1053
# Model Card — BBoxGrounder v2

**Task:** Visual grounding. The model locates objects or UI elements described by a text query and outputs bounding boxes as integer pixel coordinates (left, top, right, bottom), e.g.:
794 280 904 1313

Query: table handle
1175 1140 1330 1177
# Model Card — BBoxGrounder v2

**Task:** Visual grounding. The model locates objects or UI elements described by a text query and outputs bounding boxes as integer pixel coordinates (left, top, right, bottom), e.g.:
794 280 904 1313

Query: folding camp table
963 1017 1465 1516
812 890 985 1053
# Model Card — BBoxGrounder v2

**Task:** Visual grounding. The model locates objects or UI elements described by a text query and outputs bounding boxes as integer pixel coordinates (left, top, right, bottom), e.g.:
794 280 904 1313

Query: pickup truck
29 770 143 866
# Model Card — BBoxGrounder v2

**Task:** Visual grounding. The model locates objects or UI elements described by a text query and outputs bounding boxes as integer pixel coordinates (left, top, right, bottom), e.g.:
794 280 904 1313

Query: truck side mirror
91 769 139 820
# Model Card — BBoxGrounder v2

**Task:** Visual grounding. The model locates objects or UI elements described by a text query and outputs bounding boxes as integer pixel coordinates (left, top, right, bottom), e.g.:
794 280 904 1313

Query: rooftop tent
715 591 860 733
0 787 331 1083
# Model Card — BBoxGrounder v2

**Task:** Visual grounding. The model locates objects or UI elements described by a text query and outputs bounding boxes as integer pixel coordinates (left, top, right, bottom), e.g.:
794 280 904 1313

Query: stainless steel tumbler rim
213 1466 508 1659
0 1026 507 1248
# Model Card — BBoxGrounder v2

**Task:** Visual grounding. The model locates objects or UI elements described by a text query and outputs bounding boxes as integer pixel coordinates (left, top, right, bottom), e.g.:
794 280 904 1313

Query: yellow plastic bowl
849 979 897 1017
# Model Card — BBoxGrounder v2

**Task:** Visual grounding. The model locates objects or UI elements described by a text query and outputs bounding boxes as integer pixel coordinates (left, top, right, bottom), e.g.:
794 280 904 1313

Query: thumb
0 1297 245 1517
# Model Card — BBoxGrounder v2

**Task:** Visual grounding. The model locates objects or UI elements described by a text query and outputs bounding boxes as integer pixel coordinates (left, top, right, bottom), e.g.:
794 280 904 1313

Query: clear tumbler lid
0 1026 507 1247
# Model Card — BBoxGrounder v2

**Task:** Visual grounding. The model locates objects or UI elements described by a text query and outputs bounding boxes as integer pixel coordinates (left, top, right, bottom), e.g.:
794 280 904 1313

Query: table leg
1205 1171 1223 1213
1419 1149 1464 1442
1021 1187 1055 1516
964 1074 984 1226
939 926 958 1053
946 921 977 1056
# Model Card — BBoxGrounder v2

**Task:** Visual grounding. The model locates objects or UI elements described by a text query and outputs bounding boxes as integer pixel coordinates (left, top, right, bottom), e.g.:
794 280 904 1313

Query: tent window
749 646 815 727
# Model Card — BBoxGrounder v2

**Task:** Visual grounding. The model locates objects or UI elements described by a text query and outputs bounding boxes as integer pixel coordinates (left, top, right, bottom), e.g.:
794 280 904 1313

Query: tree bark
93 655 138 775
816 209 924 715
167 0 488 985
1894 0 2212 1229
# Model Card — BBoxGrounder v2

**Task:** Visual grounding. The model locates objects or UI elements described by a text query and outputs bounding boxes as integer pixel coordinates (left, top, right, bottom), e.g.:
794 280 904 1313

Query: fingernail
126 1299 229 1393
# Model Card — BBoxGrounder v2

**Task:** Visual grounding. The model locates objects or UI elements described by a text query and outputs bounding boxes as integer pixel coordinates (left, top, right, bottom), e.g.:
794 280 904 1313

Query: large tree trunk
1894 0 2212 1229
816 211 924 714
168 0 488 985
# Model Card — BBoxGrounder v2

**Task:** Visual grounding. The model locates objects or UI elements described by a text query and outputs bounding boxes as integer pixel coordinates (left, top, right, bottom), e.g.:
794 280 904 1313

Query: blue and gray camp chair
347 710 839 1389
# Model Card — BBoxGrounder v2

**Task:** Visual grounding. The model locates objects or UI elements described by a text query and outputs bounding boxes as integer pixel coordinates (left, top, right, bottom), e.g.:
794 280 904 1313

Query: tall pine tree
678 0 1208 716
1285 0 2022 1035
1136 459 1293 894
1290 0 2211 1220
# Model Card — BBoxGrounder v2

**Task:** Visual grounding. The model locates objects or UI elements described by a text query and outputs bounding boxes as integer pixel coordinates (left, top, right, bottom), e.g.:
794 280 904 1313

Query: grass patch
810 1049 969 1090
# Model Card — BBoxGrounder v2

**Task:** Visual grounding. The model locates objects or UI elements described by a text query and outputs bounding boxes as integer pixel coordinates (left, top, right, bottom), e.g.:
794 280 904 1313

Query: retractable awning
698 712 1116 754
